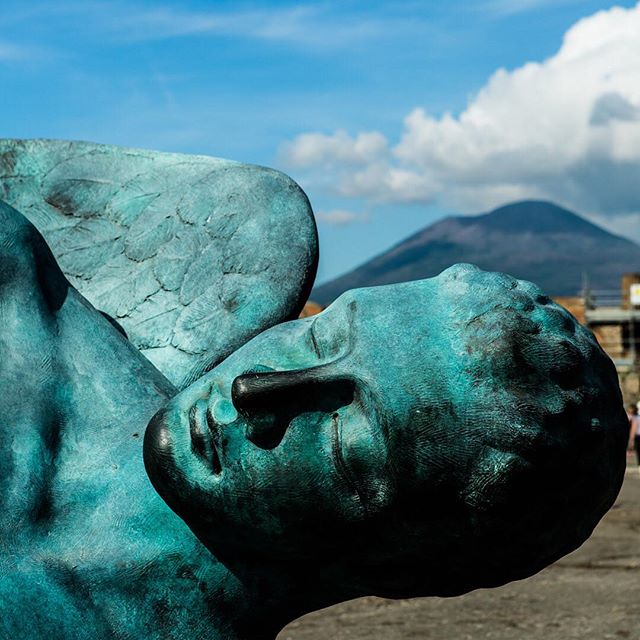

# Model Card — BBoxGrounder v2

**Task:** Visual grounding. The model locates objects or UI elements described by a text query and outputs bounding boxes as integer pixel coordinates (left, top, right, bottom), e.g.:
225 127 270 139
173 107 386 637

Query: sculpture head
144 264 627 601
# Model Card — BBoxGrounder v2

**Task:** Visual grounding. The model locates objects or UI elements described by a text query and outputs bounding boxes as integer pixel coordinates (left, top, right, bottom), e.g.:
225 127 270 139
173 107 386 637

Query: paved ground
279 456 640 640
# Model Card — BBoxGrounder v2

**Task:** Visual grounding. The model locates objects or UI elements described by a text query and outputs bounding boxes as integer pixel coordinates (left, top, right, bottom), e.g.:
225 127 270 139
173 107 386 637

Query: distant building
557 273 640 404
299 301 324 318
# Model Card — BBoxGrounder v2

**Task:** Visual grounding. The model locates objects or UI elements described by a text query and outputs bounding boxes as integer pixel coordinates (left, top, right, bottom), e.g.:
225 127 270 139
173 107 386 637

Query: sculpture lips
205 408 223 475
189 402 222 475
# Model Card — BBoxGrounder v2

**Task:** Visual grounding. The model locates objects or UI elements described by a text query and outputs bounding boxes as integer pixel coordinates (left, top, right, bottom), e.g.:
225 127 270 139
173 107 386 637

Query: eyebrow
308 298 359 356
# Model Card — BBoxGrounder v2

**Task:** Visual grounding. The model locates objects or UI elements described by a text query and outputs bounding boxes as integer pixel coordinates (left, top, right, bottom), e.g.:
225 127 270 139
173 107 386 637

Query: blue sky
2 0 639 283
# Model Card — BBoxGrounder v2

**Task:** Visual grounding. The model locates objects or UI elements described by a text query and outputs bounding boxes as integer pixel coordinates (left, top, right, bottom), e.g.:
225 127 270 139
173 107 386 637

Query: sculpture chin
143 406 221 536
143 408 180 506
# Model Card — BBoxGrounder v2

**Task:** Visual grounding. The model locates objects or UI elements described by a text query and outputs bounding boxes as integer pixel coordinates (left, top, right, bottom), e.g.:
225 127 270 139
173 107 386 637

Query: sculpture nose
231 367 356 450
231 370 300 413
231 370 304 449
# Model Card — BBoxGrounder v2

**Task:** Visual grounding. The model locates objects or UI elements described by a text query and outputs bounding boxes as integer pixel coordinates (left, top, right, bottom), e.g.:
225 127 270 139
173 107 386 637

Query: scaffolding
584 287 640 370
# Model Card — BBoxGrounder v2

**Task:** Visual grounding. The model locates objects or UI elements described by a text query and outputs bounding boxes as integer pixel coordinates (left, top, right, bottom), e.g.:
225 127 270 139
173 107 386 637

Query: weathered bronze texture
0 139 318 389
0 140 628 639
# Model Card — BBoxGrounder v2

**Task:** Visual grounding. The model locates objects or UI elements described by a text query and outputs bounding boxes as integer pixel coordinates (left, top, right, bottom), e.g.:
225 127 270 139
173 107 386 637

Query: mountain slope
313 201 640 304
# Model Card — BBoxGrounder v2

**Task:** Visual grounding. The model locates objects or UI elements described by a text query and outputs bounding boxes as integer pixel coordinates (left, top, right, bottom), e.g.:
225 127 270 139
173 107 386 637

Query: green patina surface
0 139 318 389
146 262 628 612
0 145 628 639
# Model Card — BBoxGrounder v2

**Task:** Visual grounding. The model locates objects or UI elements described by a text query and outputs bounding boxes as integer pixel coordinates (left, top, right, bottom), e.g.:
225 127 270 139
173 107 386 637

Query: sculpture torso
0 204 266 639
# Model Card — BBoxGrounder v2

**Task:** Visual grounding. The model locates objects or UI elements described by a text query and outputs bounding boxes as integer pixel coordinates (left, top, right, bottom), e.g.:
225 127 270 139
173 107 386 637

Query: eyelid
308 315 354 362
309 319 322 359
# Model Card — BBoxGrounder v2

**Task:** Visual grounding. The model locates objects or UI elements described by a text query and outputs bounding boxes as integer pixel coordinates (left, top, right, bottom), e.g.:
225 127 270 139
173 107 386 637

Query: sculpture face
145 284 406 562
145 264 627 596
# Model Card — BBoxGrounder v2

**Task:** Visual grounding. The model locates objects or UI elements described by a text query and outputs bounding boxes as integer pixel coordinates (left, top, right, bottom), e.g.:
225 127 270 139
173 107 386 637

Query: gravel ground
279 457 640 640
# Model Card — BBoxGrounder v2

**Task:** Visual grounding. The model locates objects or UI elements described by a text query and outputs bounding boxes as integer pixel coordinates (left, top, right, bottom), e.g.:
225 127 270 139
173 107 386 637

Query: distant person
629 404 640 472
626 404 635 425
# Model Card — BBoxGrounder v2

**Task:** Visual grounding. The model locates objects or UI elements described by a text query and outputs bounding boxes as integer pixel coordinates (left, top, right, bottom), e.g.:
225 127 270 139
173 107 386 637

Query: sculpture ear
231 368 355 449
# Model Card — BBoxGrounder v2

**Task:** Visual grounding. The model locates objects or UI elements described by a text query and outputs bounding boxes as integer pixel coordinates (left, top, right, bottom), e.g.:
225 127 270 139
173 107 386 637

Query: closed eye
331 411 368 513
309 321 322 359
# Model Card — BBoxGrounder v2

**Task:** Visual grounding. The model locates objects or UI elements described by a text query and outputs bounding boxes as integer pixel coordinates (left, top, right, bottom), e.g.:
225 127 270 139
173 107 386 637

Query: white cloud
280 130 388 168
590 92 640 125
316 209 369 225
281 2 640 222
107 5 321 44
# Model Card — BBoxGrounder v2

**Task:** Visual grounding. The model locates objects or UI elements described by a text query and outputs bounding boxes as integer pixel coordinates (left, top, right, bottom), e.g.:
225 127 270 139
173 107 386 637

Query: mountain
312 201 640 304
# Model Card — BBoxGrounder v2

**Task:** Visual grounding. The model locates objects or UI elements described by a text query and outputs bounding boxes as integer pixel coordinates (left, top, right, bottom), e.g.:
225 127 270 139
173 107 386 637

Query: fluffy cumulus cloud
280 130 388 168
280 2 640 218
